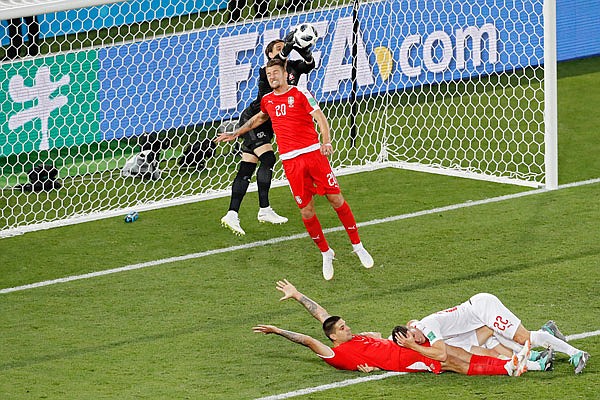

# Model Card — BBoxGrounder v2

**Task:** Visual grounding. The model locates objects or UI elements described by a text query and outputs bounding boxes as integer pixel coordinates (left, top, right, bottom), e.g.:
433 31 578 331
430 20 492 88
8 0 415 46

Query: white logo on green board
7 66 71 151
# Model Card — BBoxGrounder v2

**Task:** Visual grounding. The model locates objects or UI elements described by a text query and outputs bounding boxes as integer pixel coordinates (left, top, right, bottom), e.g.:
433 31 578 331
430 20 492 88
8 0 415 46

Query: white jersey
412 293 521 345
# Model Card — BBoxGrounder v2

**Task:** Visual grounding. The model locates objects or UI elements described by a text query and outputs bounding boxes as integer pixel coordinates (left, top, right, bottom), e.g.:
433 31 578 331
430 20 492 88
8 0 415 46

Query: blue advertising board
96 0 547 140
97 9 343 139
556 0 600 61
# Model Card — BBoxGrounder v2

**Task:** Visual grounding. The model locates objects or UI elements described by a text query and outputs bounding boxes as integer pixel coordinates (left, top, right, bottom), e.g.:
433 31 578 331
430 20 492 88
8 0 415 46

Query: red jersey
318 335 442 374
260 86 320 159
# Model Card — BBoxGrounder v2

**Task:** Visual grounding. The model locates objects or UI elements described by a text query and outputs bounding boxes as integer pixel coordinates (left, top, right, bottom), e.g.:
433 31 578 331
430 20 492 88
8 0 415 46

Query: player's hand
253 324 278 335
284 28 296 46
295 45 314 62
214 132 237 143
394 329 416 348
320 142 333 156
276 279 298 301
357 364 380 373
277 29 297 59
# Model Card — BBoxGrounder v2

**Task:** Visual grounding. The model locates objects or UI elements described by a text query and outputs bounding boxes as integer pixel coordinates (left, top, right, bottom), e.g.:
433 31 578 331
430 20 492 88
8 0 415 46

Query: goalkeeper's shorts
241 126 274 155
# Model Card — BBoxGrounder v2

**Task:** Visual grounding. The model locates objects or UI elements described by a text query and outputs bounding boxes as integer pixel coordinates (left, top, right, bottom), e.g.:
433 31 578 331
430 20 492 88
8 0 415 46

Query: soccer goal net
0 0 555 237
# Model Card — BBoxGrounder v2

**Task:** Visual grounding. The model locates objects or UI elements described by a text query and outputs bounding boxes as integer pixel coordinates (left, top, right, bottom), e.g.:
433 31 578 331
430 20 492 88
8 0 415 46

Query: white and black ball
293 23 318 49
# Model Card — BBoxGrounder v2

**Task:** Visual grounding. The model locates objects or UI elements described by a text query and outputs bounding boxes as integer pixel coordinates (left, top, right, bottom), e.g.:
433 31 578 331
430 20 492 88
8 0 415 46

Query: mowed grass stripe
2 177 599 295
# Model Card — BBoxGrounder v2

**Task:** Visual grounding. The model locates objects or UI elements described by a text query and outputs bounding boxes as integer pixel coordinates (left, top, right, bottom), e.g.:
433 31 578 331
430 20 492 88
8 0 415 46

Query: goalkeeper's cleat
322 248 335 281
537 348 554 371
570 351 590 374
352 243 374 269
541 320 568 342
257 207 288 224
221 211 245 236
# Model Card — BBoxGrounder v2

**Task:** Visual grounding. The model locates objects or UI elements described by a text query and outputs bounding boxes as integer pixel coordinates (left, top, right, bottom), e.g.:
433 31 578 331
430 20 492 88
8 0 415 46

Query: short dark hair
265 39 284 59
322 316 342 341
390 325 409 345
266 57 286 70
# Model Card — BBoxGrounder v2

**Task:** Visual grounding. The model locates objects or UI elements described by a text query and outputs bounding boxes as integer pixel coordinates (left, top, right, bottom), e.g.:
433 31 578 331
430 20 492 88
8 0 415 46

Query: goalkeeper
220 31 316 236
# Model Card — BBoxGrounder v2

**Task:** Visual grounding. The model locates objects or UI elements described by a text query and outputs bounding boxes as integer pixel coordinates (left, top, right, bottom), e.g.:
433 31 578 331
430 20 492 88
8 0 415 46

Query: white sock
495 334 524 353
352 242 364 252
530 330 579 356
322 248 333 256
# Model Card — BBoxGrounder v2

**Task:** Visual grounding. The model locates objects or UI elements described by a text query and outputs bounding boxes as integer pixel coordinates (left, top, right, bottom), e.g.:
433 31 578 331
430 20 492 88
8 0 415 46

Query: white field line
255 372 406 400
2 177 599 295
255 330 600 400
567 330 600 341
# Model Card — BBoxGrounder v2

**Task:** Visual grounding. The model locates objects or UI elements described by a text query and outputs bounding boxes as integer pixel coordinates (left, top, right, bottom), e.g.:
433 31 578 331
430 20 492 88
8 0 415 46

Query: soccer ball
293 23 318 49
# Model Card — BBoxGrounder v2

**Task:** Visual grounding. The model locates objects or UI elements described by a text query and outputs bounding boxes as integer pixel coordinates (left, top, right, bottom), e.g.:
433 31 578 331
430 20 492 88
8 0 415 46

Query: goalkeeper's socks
334 201 360 244
302 214 329 252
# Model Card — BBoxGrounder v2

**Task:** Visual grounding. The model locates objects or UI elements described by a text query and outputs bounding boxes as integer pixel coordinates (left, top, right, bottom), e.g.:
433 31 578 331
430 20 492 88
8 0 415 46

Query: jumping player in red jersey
252 279 529 376
220 35 316 237
216 58 373 280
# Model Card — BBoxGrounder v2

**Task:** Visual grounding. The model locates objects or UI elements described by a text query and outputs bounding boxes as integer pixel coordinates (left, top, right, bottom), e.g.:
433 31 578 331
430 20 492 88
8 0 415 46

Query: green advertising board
0 51 101 158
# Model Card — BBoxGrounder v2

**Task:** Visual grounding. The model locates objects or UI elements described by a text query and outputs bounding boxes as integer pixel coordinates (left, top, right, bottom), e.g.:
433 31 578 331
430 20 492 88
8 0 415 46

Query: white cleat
352 243 374 269
514 340 531 377
505 354 519 376
322 248 335 281
220 211 245 236
257 206 288 224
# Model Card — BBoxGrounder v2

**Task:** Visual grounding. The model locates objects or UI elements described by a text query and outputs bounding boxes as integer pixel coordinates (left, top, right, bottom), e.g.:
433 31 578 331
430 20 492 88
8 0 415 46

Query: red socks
467 355 510 375
303 201 360 251
302 215 329 252
334 201 360 244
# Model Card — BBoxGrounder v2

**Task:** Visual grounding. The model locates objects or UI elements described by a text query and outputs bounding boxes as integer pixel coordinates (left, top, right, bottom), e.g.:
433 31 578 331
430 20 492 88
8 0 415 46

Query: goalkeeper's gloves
278 29 296 59
294 45 314 63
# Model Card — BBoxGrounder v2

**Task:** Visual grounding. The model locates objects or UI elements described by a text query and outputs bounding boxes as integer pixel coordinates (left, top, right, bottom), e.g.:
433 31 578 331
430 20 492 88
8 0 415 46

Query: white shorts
417 293 521 345
444 331 479 352
468 293 521 340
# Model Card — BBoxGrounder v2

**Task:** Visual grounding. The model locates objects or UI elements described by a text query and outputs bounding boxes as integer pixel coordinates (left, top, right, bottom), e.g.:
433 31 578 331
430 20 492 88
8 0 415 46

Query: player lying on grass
392 325 555 372
391 293 589 374
253 279 530 376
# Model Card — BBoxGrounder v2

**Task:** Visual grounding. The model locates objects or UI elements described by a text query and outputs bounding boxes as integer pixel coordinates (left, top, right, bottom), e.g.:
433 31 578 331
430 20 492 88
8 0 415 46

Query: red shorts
282 150 341 208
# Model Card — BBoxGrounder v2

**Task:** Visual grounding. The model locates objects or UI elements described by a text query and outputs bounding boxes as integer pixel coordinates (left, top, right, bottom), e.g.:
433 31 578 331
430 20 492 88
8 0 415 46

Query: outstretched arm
276 279 331 323
215 111 269 143
253 324 334 357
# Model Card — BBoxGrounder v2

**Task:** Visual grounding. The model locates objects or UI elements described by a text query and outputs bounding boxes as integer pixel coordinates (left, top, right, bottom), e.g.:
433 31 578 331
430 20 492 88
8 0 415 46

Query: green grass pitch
0 57 599 399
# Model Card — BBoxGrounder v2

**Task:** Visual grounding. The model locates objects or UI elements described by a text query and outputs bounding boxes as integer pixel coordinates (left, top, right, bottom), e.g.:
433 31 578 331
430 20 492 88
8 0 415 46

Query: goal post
543 0 558 190
0 0 556 237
